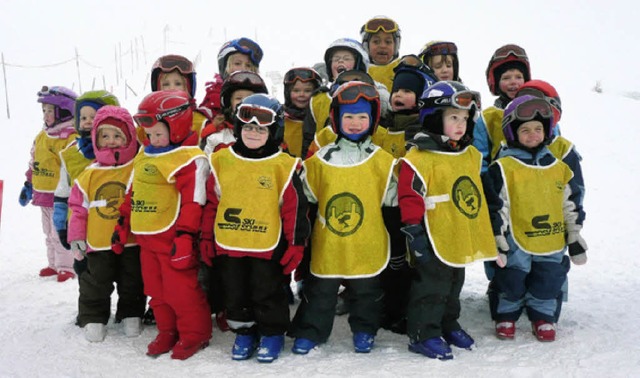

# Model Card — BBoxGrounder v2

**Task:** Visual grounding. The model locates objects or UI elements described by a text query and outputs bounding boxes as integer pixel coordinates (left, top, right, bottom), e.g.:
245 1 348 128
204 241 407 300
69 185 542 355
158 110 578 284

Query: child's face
290 81 315 109
330 49 356 80
340 112 370 135
145 122 171 148
230 89 255 112
241 123 269 149
368 31 395 65
442 107 469 141
516 120 545 149
428 55 454 81
499 68 525 99
390 89 417 112
226 53 255 74
78 106 97 133
97 126 127 149
159 71 188 92
42 103 55 127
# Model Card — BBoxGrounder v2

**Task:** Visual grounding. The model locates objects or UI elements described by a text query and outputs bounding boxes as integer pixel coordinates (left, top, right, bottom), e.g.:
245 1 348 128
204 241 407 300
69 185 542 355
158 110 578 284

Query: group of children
20 14 587 362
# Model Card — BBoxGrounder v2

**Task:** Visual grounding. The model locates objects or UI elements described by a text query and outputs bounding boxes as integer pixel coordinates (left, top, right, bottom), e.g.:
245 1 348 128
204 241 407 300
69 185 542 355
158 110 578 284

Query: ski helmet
419 81 480 139
37 85 78 124
517 79 562 126
329 81 380 142
92 105 138 166
360 16 402 62
485 44 531 96
220 71 269 109
150 54 197 98
418 41 460 81
323 38 370 82
74 90 120 136
217 37 263 79
502 94 554 147
234 94 284 141
134 90 194 145
283 67 323 107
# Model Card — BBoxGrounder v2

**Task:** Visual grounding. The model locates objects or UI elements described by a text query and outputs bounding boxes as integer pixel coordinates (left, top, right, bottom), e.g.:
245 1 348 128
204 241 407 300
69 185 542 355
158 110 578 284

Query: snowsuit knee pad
493 267 528 301
526 259 569 300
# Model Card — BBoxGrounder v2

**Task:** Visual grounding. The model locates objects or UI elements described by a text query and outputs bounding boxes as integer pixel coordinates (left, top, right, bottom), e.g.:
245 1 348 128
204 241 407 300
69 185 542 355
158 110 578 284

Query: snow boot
147 331 178 357
532 320 556 342
232 334 258 361
171 338 209 360
495 321 516 340
353 332 375 353
142 307 156 326
122 317 142 337
256 335 285 363
57 271 75 282
409 337 453 360
291 337 318 355
443 329 475 350
84 323 106 343
215 311 230 332
39 267 57 277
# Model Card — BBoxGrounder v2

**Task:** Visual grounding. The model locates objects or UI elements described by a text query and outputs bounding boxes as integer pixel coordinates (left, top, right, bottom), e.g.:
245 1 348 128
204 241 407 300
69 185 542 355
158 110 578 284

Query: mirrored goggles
334 82 379 104
504 98 553 125
517 88 562 112
492 45 527 60
231 38 263 65
226 71 265 86
133 102 191 127
284 68 322 85
363 18 399 33
236 104 277 126
424 42 458 56
422 90 481 110
155 55 194 74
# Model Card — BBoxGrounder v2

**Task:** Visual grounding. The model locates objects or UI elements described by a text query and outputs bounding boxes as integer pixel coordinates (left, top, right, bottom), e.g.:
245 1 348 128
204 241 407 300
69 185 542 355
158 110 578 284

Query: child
114 90 212 360
282 67 323 158
290 81 397 354
20 85 78 282
53 90 120 256
398 81 498 360
360 16 402 92
473 44 531 173
201 70 268 155
200 94 309 362
67 105 145 342
483 95 587 342
418 41 461 82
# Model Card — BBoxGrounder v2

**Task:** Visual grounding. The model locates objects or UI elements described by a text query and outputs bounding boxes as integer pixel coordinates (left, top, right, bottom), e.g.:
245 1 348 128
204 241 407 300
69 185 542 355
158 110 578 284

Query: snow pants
41 207 73 273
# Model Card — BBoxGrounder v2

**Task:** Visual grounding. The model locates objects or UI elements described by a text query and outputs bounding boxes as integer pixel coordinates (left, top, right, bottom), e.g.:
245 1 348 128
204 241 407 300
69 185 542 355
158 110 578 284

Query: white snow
1 1 640 377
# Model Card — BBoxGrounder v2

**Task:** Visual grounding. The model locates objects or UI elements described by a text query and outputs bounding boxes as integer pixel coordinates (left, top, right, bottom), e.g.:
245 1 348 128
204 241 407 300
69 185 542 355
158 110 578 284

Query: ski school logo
143 164 159 176
452 176 481 219
217 208 268 233
524 215 565 237
325 192 364 237
257 176 273 190
94 182 127 219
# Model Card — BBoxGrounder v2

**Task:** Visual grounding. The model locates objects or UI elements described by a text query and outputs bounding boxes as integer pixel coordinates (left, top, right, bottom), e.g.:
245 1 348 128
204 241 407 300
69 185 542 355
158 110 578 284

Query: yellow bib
60 143 93 184
192 111 208 145
304 147 395 278
75 161 136 250
283 117 304 158
32 131 77 192
131 147 206 234
310 92 332 132
548 136 574 161
480 107 506 162
367 59 400 93
211 148 299 252
402 147 497 267
372 127 407 158
496 156 573 255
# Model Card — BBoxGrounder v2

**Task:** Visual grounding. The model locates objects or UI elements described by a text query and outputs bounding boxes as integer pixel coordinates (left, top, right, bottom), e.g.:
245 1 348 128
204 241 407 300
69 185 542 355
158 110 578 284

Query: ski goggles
133 102 191 127
334 70 374 86
230 38 263 65
363 18 399 33
37 86 76 100
423 41 458 56
517 87 562 113
422 90 481 110
334 82 379 104
284 68 322 85
227 71 265 86
503 98 553 126
153 55 194 74
236 104 277 126
491 44 527 60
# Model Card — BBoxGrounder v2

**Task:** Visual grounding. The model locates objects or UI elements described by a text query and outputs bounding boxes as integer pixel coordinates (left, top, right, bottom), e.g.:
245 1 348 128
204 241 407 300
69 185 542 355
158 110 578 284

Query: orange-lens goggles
422 91 481 110
364 18 398 33
335 83 379 104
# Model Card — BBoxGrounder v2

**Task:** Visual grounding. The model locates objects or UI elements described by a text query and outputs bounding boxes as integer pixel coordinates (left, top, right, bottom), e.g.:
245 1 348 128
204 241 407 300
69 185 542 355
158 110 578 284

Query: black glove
57 229 71 250
400 224 430 265
73 258 88 276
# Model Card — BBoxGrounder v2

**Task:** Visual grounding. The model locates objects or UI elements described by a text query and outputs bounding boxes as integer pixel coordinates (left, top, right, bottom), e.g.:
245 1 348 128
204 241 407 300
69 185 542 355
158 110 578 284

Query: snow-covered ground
1 1 640 377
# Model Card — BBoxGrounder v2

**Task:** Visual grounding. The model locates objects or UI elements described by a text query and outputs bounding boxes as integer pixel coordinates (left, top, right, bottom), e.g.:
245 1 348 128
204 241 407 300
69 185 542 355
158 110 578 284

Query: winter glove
400 224 430 265
57 229 71 250
280 245 304 275
495 234 509 268
73 258 88 276
70 240 87 259
170 233 198 270
18 181 33 207
199 236 215 267
567 231 588 265
111 215 130 255
388 255 407 271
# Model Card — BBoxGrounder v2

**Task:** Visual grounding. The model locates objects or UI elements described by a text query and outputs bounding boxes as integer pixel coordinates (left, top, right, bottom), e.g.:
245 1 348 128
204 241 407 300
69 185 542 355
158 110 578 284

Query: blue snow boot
256 335 285 363
353 332 375 353
409 337 453 360
292 337 318 355
443 329 475 350
232 334 258 361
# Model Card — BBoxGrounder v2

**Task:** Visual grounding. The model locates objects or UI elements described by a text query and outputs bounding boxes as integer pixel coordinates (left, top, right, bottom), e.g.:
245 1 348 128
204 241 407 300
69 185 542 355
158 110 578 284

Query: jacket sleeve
398 161 426 225
563 147 586 226
483 163 509 236
281 169 310 247
200 173 219 240
67 183 88 242
472 114 492 175
174 157 209 235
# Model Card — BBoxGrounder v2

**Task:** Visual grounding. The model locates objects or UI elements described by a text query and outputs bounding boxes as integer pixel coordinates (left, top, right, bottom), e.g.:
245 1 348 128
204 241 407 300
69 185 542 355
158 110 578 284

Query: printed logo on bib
525 214 565 238
33 161 55 178
452 176 481 219
143 164 159 176
325 192 364 237
258 176 273 190
95 182 127 219
217 208 268 233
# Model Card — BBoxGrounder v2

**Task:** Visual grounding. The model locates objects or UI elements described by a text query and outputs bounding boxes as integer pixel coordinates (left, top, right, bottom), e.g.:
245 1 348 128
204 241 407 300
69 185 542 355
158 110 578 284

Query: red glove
280 245 304 275
111 215 130 255
170 233 198 270
199 74 224 113
199 236 215 267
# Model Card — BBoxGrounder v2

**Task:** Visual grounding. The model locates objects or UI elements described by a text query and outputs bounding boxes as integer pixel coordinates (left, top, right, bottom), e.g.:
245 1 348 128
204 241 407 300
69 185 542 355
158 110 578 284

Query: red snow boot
147 332 178 357
532 320 556 342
